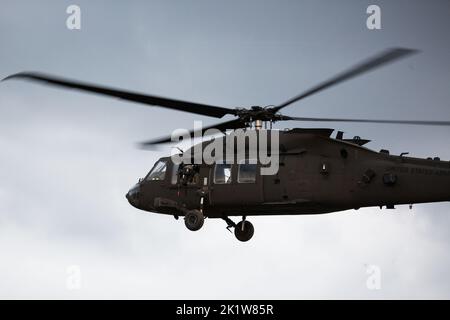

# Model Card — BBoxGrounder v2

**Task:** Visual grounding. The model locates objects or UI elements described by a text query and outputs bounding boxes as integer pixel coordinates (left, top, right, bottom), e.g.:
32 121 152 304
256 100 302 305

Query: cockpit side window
146 160 167 181
238 159 257 183
214 162 232 184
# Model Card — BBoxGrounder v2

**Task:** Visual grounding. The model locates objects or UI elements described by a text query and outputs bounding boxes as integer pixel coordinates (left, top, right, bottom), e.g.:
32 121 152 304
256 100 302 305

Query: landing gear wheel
184 210 204 231
234 220 254 242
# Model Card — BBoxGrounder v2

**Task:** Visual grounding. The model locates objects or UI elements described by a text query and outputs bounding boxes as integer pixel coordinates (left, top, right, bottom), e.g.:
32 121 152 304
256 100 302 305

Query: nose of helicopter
126 183 141 208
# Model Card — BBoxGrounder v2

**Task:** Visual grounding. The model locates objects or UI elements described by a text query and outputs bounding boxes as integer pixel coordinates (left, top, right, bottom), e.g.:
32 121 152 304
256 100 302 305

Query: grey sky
1 0 450 298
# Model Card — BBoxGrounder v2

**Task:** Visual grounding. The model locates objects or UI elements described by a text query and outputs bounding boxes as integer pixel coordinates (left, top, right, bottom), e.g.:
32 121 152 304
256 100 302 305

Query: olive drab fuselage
126 128 450 218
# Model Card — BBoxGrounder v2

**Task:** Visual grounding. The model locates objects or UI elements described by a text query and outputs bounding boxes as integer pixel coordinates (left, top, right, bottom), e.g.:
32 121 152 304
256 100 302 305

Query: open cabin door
169 162 210 209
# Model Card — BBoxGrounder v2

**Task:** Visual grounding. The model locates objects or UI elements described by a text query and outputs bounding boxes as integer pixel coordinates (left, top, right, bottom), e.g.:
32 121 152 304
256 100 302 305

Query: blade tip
1 73 19 82
390 47 420 56
1 71 37 82
137 142 149 149
136 142 160 150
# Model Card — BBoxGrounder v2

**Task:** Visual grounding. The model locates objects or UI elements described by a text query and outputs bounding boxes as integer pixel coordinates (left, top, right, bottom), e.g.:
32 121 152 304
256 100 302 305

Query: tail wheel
234 220 254 242
184 209 204 231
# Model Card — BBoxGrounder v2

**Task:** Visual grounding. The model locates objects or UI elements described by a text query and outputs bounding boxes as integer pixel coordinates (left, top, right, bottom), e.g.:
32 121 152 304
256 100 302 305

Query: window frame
171 163 180 185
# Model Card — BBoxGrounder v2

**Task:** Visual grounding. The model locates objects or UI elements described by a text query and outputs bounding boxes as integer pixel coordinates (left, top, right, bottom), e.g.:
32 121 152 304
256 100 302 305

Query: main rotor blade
139 119 245 147
2 72 235 118
273 48 418 112
281 116 450 126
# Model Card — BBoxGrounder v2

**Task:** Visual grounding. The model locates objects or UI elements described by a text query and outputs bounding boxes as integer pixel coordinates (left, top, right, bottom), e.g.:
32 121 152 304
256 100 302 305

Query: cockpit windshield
146 160 167 181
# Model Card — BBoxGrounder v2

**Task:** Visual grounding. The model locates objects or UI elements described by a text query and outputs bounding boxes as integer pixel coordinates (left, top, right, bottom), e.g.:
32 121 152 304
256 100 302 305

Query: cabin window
238 160 257 183
171 163 179 184
214 163 232 184
146 160 167 181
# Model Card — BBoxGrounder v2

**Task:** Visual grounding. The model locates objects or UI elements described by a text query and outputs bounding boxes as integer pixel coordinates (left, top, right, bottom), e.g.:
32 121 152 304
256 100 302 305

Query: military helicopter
4 48 450 242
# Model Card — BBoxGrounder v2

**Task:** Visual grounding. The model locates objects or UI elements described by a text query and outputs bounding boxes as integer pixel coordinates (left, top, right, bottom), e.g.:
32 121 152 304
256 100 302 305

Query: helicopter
4 48 450 242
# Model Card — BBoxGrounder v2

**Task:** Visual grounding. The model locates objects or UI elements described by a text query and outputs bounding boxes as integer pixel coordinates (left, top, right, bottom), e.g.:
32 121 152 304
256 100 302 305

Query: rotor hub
234 105 282 123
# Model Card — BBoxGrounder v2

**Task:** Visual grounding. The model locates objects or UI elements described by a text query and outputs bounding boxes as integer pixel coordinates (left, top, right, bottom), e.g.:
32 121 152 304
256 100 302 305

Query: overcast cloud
1 0 450 299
